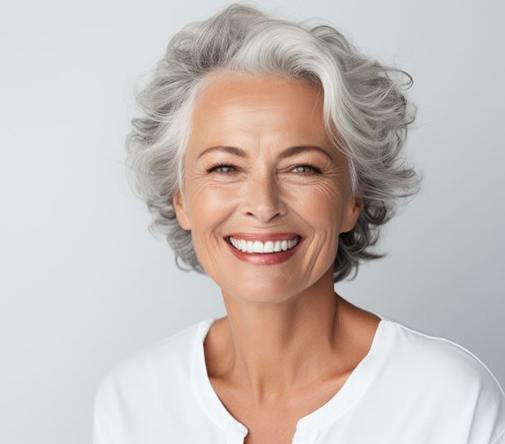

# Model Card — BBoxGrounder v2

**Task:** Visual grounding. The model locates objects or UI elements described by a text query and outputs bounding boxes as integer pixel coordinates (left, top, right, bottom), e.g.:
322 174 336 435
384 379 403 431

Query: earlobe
340 195 363 234
172 190 191 231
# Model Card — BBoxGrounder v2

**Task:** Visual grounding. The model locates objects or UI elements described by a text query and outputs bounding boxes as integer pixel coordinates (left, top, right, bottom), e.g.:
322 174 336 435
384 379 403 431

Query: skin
173 70 381 443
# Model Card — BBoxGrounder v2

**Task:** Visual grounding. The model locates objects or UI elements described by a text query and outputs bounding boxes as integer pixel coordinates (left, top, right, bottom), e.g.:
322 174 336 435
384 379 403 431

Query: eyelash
206 163 322 175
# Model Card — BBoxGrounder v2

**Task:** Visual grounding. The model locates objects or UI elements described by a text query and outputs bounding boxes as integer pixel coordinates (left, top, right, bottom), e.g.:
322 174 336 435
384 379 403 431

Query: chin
222 282 299 303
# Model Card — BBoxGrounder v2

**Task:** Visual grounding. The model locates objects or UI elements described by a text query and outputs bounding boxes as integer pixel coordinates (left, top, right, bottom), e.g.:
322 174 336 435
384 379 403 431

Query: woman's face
173 71 361 302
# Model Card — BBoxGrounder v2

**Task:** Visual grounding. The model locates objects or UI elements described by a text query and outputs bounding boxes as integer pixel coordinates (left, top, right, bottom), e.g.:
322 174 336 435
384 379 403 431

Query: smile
228 236 300 253
224 235 304 265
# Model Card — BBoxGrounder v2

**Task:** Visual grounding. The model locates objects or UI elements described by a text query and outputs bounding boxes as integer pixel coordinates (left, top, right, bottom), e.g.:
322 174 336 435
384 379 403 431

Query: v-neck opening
190 314 396 443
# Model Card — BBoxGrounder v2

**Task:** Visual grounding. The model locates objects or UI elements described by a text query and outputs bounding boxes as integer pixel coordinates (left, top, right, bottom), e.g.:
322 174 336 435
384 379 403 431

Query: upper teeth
229 237 300 253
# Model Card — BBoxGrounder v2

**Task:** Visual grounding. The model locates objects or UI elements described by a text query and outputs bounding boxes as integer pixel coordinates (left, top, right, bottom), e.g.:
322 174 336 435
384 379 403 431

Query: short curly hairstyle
124 1 423 283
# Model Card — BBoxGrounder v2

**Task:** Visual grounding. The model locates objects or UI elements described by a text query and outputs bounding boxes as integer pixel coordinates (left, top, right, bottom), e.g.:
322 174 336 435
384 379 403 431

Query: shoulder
388 319 504 393
383 318 505 439
93 318 206 406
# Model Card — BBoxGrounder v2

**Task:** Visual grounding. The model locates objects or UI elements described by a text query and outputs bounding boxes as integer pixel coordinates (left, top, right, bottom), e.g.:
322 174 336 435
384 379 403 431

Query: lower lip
225 237 304 265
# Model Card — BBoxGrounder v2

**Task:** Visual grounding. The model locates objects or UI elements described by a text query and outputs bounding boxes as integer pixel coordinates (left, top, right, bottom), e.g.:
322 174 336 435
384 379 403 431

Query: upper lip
225 232 302 242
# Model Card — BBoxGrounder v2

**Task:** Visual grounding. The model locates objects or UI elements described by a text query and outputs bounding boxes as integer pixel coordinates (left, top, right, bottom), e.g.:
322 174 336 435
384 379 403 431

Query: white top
92 315 505 444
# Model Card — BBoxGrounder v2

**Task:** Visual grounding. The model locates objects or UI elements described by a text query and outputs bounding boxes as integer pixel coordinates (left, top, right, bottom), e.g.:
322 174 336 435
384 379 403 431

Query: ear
172 190 192 231
340 194 363 234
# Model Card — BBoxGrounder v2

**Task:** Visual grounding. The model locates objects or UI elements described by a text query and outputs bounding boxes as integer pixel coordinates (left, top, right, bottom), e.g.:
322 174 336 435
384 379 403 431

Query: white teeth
229 236 300 254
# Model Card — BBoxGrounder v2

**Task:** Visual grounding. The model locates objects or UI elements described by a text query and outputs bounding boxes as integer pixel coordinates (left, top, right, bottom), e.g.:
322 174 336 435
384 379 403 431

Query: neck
210 269 347 407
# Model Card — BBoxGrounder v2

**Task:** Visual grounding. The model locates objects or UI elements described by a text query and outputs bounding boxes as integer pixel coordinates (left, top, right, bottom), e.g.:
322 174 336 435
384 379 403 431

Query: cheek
187 174 230 209
194 187 227 212
186 183 232 243
293 184 345 256
189 178 243 219
293 182 344 222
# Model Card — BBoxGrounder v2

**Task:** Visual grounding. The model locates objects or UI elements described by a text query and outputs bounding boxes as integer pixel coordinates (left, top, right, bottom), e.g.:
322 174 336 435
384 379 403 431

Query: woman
93 3 505 443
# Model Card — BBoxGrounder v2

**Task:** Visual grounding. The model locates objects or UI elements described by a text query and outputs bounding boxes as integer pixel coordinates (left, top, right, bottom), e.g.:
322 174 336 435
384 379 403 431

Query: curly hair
124 1 423 283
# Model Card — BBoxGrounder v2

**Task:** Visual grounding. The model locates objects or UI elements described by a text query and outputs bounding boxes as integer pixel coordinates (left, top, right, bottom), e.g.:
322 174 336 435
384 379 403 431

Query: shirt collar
191 315 396 442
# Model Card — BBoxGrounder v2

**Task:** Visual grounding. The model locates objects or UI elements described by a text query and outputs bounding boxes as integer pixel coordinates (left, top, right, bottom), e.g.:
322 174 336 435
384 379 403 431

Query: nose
240 168 287 223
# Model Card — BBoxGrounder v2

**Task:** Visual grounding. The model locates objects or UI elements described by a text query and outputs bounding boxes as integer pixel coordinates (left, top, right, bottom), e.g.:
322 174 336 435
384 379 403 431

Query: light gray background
1 0 503 443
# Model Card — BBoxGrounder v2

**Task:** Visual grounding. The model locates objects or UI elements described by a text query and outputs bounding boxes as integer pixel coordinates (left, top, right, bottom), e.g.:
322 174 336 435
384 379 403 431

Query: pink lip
224 235 304 265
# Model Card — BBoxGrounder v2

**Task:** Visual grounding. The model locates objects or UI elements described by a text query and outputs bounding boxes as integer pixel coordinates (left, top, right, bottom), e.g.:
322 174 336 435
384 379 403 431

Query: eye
291 164 322 174
206 163 322 175
206 163 237 174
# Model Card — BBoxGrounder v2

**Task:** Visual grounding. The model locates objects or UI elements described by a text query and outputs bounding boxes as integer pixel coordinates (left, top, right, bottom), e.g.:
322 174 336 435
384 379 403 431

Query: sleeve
492 428 505 444
92 374 117 444
466 364 505 444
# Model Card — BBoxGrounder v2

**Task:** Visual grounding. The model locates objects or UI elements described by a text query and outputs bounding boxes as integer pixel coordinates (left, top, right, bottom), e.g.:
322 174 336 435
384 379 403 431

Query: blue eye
206 163 236 174
292 164 322 174
206 163 322 175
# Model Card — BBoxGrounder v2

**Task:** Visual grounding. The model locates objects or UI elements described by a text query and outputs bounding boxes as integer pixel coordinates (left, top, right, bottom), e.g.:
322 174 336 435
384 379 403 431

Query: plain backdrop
1 0 504 443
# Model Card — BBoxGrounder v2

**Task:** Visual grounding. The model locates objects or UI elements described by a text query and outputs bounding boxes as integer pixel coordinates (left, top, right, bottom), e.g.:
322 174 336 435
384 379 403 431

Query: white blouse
92 315 505 443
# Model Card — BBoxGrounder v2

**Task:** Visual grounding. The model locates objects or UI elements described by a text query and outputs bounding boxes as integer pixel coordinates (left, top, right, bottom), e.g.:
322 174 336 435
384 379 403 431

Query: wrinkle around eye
195 159 345 179
204 161 337 174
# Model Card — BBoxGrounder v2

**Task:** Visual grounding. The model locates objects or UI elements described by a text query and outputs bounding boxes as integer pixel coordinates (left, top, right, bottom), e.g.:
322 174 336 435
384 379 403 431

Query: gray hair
124 2 423 283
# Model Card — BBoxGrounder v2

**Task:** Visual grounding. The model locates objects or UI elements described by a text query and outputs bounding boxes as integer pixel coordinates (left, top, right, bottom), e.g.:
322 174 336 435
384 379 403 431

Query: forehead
189 71 328 144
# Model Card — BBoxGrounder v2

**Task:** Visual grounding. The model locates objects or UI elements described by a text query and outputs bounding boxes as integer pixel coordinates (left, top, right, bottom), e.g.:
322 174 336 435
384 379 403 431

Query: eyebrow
197 145 335 162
